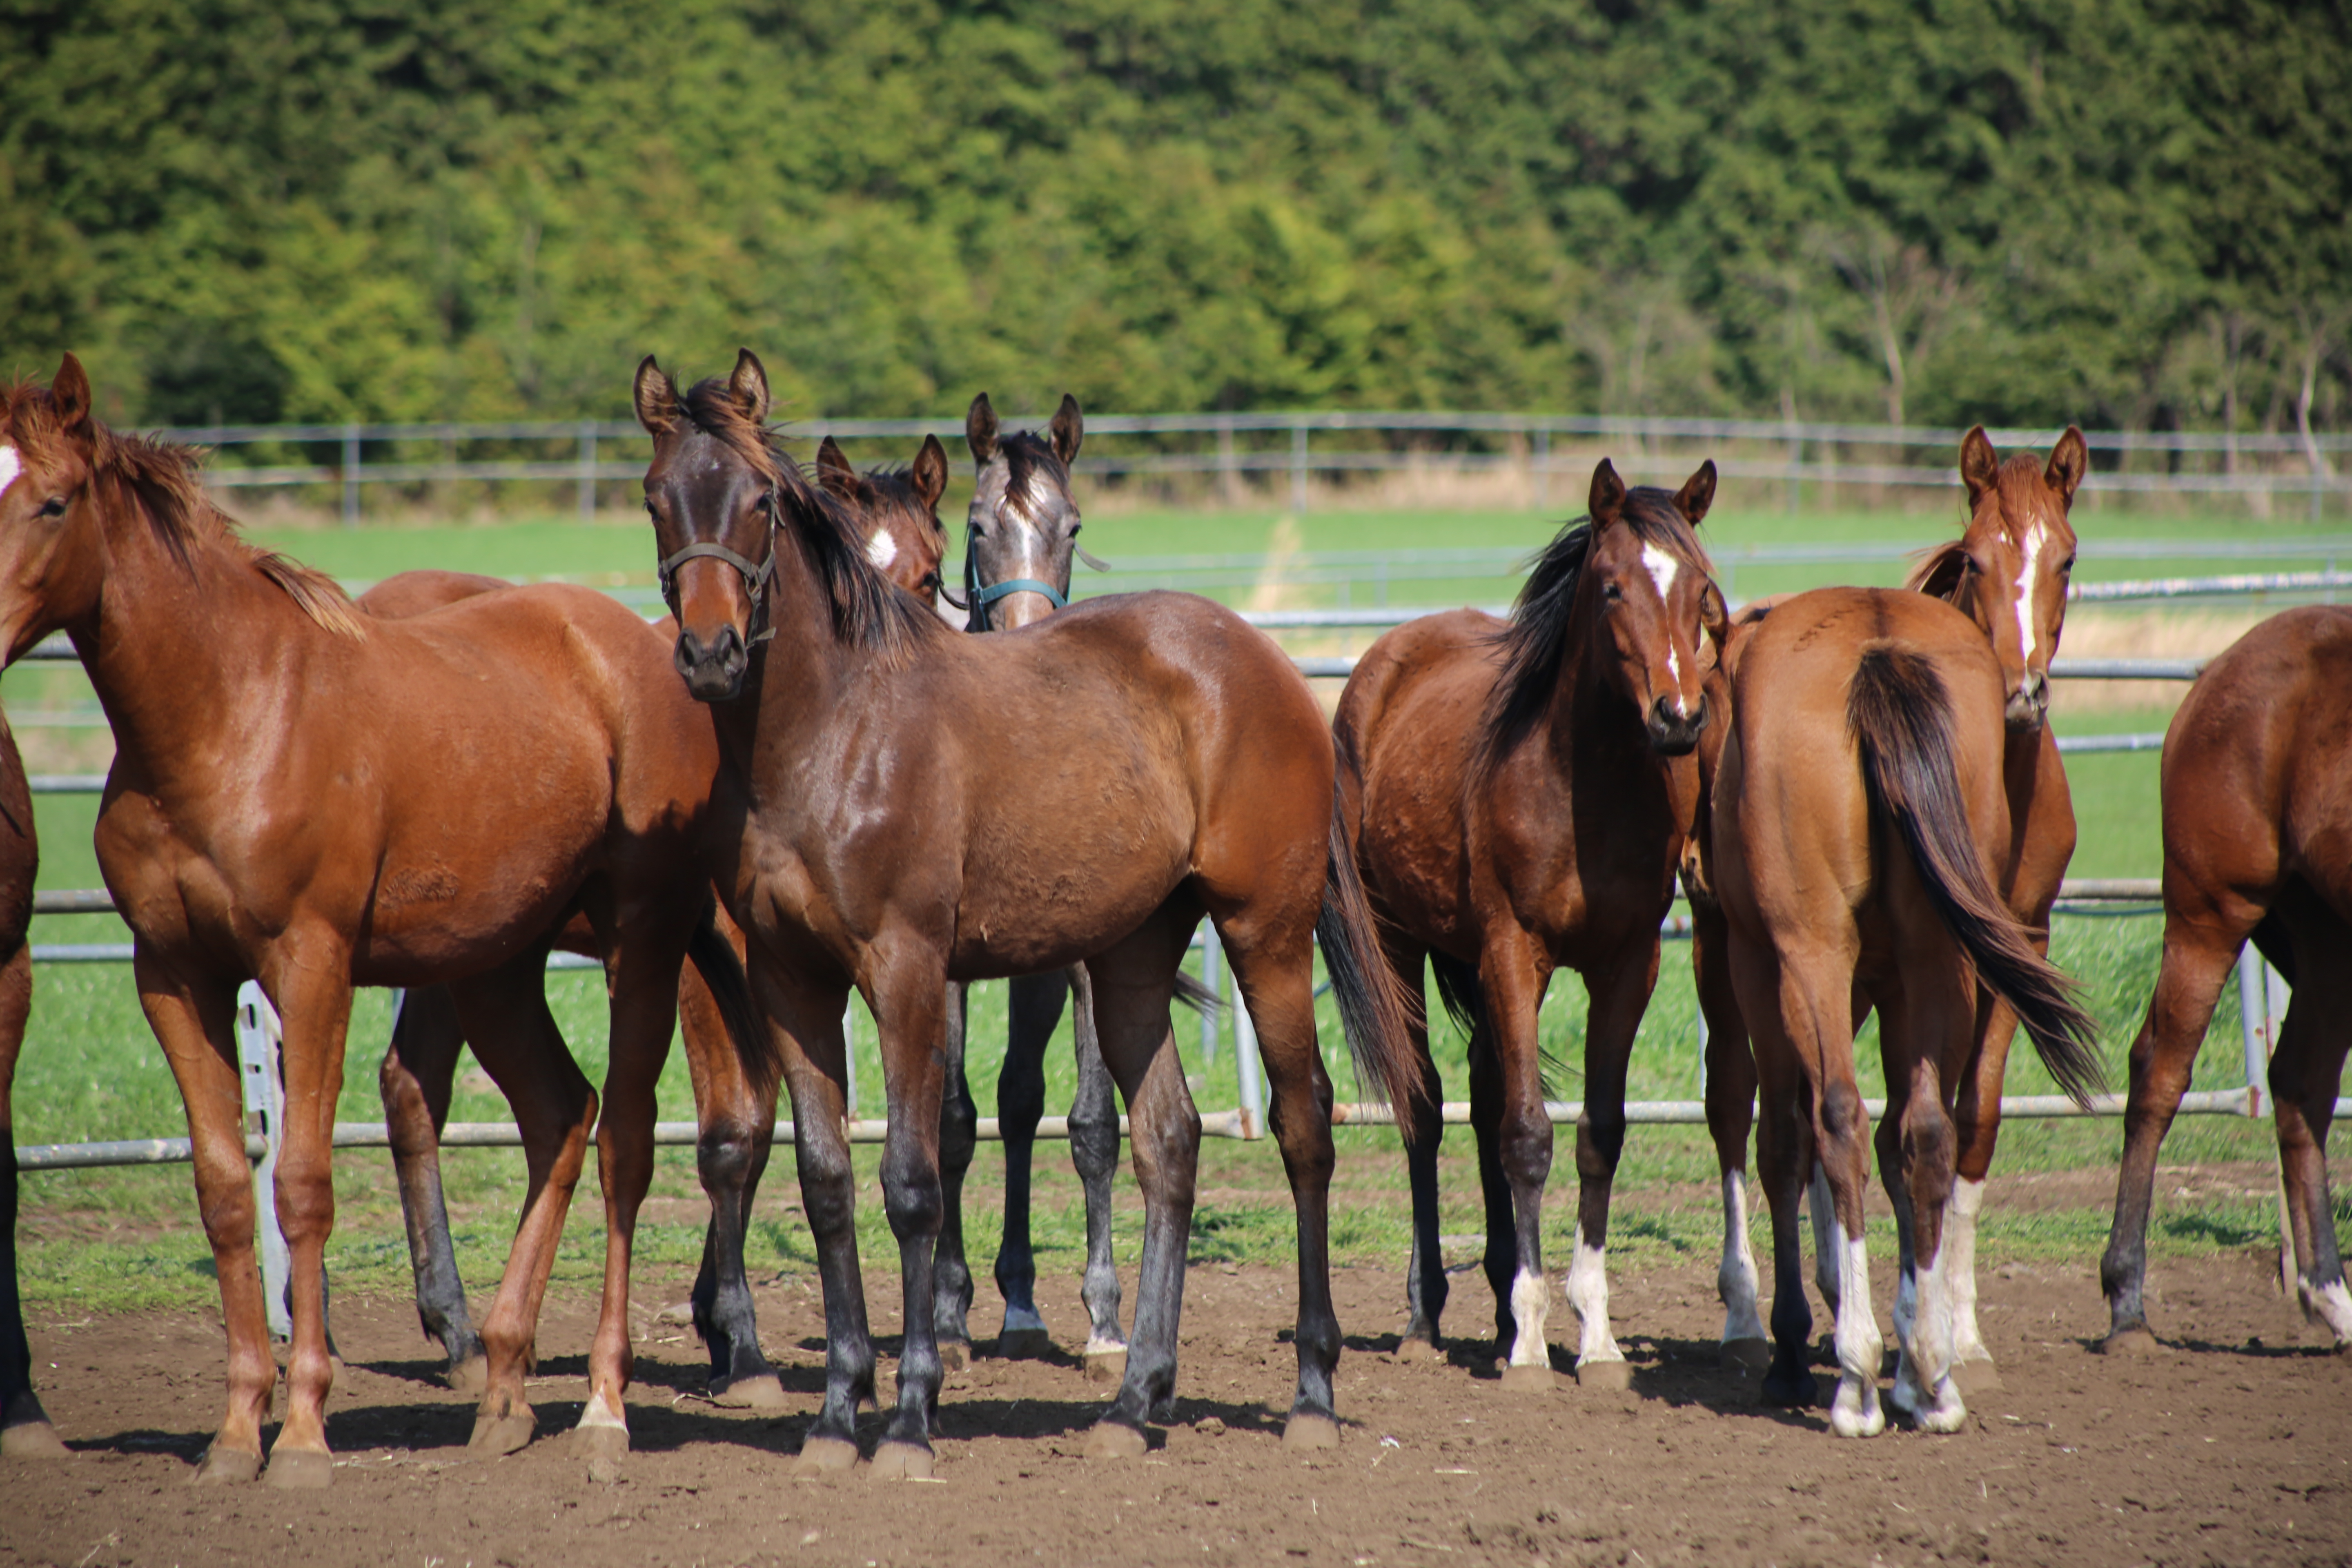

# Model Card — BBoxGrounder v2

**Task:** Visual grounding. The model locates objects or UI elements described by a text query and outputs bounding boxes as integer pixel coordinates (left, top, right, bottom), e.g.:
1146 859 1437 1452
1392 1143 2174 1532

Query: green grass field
9 500 2338 1316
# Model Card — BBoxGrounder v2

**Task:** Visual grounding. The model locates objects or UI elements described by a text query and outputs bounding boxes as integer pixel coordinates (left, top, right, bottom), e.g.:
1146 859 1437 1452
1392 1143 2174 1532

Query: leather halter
657 496 778 645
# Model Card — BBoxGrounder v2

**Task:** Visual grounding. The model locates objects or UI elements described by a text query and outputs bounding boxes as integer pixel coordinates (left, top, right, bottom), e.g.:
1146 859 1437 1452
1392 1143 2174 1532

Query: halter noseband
657 493 779 644
961 544 1067 632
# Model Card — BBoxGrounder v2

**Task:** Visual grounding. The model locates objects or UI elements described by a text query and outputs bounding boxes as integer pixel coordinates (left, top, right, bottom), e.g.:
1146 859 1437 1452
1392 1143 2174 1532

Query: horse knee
697 1121 761 1196
880 1165 944 1242
798 1147 857 1237
1820 1080 1866 1150
1572 1114 1619 1183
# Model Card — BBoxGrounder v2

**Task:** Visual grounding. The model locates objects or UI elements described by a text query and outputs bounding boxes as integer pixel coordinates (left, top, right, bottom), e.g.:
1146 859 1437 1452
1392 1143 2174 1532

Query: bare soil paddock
4 1249 2348 1568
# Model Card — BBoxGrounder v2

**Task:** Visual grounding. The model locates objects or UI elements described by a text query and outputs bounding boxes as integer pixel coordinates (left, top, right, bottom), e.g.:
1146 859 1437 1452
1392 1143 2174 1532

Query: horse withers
1711 584 2098 1436
1334 457 1722 1387
637 350 1421 1476
0 356 757 1486
2101 605 2352 1353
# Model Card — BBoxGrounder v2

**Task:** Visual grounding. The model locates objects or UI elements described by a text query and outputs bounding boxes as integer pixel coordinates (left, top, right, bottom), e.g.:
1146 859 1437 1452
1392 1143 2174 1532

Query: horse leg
757 964 872 1475
1390 940 1446 1354
135 957 273 1482
1734 927 1819 1408
1565 937 1659 1390
2271 923 2352 1346
1944 986 2018 1393
2100 913 2243 1350
1477 937 1559 1390
0 942 64 1459
250 940 358 1487
1807 980 1868 1328
931 979 977 1370
1877 962 1967 1433
1816 1047 1885 1439
1079 908 1202 1456
1465 1020 1516 1353
445 953 596 1457
680 954 784 1408
993 971 1066 1356
1066 963 1129 1374
1695 903 1766 1370
377 984 486 1392
867 950 953 1478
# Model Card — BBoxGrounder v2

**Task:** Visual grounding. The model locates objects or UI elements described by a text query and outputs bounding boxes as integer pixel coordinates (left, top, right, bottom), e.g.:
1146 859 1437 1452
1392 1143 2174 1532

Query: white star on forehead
866 528 899 570
2013 521 2047 665
0 445 19 496
1640 541 1679 599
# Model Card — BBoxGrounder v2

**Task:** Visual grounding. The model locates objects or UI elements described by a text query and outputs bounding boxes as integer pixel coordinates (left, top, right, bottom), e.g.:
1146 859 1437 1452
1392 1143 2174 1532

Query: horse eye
1603 581 1624 603
38 497 65 519
2060 555 2077 573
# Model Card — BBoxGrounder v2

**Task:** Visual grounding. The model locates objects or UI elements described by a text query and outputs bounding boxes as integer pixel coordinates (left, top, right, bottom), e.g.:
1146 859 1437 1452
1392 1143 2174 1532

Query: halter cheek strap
657 509 779 644
962 546 1067 631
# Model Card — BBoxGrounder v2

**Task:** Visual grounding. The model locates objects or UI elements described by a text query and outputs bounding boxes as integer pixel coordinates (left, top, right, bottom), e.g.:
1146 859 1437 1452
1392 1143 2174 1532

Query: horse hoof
998 1329 1054 1360
1950 1358 2001 1394
445 1356 489 1397
468 1409 536 1456
792 1436 860 1477
0 1420 69 1460
576 1420 630 1464
1393 1336 1443 1363
1083 1420 1148 1460
2098 1326 2161 1356
1499 1364 1560 1392
711 1373 788 1411
870 1441 935 1480
192 1446 262 1485
1281 1414 1341 1450
937 1339 971 1373
1575 1360 1633 1392
263 1448 334 1490
1084 1350 1128 1385
1720 1338 1771 1373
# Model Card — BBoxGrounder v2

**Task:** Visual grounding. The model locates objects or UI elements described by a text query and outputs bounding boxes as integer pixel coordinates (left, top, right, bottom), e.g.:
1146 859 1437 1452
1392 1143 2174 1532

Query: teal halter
962 545 1067 631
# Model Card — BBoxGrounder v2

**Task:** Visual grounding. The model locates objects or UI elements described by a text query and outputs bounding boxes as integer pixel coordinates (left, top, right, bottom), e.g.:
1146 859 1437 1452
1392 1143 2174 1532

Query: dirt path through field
4 1252 2347 1567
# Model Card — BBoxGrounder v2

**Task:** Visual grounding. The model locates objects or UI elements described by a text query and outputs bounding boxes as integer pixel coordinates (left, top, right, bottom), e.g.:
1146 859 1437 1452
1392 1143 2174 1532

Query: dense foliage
2 0 2344 432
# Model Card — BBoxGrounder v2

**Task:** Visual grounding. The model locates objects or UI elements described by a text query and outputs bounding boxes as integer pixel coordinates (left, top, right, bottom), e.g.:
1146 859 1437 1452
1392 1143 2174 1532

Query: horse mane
2 382 363 640
860 464 948 542
1472 487 1715 779
673 379 943 662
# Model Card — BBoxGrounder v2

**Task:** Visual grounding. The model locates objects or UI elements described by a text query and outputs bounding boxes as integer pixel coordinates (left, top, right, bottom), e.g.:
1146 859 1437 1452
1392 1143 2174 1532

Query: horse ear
1588 457 1626 530
2045 426 2089 508
1049 392 1083 465
814 435 855 494
51 352 92 437
912 434 951 512
1912 542 1969 603
1674 459 1717 525
966 393 998 464
1959 426 2000 504
633 356 679 435
728 348 771 424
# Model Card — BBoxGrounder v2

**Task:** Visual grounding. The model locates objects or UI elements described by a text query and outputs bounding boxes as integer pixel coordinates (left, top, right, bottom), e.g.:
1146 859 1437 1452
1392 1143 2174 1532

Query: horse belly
947 840 1190 979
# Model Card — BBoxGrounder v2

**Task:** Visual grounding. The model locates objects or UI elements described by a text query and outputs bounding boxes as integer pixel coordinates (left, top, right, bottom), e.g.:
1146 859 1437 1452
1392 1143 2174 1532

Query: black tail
1429 951 1482 1044
1317 782 1430 1132
1174 970 1223 1017
686 898 774 1092
1847 645 2103 1105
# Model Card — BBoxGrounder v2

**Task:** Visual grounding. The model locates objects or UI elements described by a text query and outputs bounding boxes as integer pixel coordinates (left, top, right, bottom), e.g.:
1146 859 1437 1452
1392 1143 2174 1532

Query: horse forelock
997 431 1072 523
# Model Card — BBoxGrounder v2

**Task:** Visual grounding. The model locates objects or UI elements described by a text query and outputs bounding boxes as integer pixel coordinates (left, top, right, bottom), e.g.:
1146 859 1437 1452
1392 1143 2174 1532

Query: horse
636 349 1421 1475
2100 605 2352 1353
1333 458 1722 1387
0 705 54 1459
360 439 948 1405
1693 428 2092 1389
0 355 757 1486
1710 580 2100 1436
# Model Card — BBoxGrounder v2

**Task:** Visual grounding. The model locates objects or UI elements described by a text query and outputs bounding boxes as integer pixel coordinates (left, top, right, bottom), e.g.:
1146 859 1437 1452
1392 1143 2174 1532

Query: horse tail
1173 970 1223 1017
1846 645 2103 1105
1428 952 1483 1043
1318 780 1430 1134
687 897 774 1091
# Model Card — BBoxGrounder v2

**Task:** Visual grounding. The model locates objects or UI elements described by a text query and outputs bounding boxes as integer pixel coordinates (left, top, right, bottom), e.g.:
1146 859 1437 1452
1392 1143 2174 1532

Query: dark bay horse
637 350 1420 1475
1692 429 2090 1385
2101 605 2352 1353
0 356 755 1486
0 705 52 1459
1334 459 1721 1387
1711 584 2098 1435
362 443 947 1406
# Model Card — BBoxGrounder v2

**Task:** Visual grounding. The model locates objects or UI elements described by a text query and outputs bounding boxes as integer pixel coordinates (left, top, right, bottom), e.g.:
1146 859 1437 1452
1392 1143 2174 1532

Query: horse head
0 354 106 662
962 391 1090 631
1913 426 2087 733
812 433 952 608
1579 457 1724 757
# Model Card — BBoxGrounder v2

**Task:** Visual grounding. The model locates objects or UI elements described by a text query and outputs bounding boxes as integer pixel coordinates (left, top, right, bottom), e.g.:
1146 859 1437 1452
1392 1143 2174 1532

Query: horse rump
1846 644 2103 1105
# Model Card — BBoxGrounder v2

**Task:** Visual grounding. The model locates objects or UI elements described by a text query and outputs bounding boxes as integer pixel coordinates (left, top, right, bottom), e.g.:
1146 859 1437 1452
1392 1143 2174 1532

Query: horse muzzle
1646 693 1707 757
2006 670 2049 733
675 623 748 704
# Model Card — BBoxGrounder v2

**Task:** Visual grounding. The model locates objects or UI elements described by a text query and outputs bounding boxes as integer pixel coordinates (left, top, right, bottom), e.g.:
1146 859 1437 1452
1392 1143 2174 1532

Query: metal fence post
578 421 598 520
1216 415 1241 506
1231 962 1266 1140
842 998 858 1120
234 981 292 1339
1290 422 1309 515
1198 921 1221 1071
1532 426 1550 512
2238 946 2297 1293
340 424 361 527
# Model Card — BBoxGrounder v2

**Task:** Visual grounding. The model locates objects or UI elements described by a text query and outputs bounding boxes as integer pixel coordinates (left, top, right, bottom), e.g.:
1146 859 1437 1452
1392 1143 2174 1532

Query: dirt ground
4 1244 2348 1568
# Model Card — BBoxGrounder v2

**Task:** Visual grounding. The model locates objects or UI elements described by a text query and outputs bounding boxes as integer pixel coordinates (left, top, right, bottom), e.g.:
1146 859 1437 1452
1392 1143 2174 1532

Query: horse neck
72 504 320 773
1541 606 1653 775
744 519 861 743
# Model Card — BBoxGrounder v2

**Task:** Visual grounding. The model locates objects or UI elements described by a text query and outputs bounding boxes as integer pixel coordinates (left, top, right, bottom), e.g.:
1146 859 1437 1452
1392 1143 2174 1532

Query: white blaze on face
2012 521 2047 670
0 444 20 498
1640 541 1690 713
866 527 899 572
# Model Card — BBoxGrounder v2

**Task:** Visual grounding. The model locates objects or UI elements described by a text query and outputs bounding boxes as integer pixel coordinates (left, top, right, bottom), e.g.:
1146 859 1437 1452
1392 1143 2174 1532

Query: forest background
1 0 2346 441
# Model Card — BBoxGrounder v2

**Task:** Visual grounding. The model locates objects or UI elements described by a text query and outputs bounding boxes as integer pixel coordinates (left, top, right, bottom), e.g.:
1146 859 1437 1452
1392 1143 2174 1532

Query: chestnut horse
0 707 51 1459
1335 458 1722 1386
363 439 948 1404
0 356 755 1486
1694 428 2091 1387
637 350 1420 1474
1711 584 2099 1436
2101 605 2352 1352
